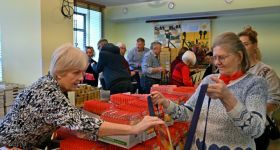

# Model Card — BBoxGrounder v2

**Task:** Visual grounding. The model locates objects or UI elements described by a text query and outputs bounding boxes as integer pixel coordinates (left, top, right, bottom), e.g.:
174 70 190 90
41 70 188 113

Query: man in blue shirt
141 41 165 94
126 38 150 93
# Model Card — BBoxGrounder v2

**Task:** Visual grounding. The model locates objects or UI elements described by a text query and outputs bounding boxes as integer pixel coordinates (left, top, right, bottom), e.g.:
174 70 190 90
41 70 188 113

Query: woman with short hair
0 43 164 149
171 50 196 86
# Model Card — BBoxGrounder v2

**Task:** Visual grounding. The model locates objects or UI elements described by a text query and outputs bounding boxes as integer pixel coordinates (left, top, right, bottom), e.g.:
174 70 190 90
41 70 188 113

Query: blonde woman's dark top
0 73 103 149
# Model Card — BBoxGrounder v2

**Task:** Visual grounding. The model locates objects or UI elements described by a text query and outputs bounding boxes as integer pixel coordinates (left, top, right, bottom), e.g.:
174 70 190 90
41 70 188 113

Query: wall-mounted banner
181 20 211 64
154 23 181 48
154 20 211 65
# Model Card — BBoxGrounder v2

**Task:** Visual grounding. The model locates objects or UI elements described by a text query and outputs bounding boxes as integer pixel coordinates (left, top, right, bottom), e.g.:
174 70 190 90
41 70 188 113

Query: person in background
83 46 98 87
0 43 164 149
171 51 196 86
118 42 127 56
202 51 217 79
238 26 280 150
97 39 108 90
93 43 133 95
170 47 188 79
97 39 108 52
151 32 268 149
126 38 150 93
117 42 136 77
141 41 166 94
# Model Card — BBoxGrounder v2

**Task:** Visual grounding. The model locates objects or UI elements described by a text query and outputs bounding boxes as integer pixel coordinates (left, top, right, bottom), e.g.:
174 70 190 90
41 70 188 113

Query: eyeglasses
213 54 232 63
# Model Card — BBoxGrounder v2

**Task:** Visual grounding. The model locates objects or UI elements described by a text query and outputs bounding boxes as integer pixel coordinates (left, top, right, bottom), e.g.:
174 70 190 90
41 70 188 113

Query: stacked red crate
60 137 106 150
83 100 112 115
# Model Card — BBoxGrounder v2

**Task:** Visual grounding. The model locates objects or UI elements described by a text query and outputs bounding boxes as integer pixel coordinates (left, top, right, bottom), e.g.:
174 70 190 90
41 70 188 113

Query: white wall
104 1 280 75
212 12 280 75
0 0 74 86
41 0 74 75
104 13 280 76
0 0 42 85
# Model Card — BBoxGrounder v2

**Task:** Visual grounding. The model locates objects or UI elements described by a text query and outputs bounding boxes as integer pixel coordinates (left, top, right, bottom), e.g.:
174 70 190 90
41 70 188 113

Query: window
74 12 86 49
73 6 102 60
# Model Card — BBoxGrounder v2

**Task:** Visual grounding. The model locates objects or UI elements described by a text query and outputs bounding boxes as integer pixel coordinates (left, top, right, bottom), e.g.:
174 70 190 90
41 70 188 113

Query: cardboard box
99 134 142 149
4 89 14 106
4 105 12 114
0 107 5 118
0 91 4 107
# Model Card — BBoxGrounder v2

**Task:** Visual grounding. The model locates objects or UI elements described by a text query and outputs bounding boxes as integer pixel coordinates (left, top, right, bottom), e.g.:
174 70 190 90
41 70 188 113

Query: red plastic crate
83 100 112 115
60 137 105 150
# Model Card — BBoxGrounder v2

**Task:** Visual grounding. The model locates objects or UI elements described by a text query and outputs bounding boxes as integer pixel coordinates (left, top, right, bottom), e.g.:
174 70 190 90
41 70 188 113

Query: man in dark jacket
93 43 133 95
97 39 108 90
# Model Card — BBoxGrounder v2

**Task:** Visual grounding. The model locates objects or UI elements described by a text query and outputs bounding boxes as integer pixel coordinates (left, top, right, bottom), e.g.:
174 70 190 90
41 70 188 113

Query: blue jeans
140 76 160 94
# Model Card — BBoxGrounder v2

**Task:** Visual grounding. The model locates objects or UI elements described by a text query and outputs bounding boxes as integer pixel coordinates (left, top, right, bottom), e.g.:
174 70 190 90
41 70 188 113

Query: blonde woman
0 44 164 149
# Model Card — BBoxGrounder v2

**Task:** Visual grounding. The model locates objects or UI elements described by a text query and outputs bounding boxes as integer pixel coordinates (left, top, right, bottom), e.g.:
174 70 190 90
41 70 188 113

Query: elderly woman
171 50 196 86
170 47 188 79
238 26 280 150
0 44 164 149
151 32 268 149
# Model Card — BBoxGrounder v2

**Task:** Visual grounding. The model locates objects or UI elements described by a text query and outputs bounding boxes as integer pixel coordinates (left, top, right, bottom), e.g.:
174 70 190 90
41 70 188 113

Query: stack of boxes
0 89 4 117
0 83 25 118
67 84 100 107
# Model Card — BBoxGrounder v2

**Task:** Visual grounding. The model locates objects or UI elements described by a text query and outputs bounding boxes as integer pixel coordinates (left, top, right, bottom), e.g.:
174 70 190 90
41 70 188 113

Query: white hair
182 51 196 65
116 42 126 48
49 43 88 77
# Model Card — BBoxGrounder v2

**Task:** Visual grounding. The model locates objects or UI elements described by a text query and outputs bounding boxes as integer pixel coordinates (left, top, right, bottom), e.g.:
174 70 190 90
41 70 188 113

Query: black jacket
93 43 131 88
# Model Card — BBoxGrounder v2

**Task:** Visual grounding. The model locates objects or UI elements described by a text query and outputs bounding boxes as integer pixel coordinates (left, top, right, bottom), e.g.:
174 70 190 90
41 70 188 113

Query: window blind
73 5 102 61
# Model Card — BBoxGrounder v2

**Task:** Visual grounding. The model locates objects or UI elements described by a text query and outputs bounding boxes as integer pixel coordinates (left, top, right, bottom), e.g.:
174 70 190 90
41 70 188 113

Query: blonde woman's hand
150 91 170 109
131 116 164 134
